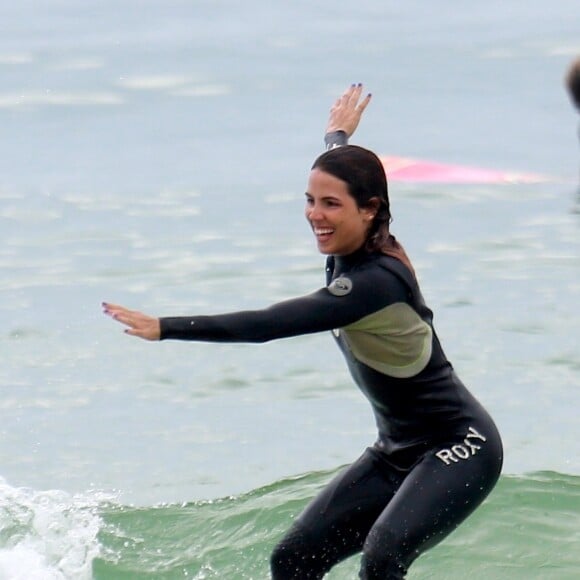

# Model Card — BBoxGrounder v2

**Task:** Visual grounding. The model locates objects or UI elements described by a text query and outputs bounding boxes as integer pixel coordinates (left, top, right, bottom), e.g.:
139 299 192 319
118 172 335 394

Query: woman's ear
364 197 381 221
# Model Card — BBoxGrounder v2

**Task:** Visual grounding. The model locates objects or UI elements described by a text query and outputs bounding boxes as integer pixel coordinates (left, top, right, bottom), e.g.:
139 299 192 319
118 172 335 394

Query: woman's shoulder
344 253 411 302
363 252 415 284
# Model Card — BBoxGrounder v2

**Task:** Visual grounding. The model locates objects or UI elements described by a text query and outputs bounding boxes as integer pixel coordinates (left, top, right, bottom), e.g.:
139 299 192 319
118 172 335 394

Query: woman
103 84 503 579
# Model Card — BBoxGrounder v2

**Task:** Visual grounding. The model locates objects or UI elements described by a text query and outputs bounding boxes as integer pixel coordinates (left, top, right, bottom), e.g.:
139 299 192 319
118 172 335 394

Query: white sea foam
117 74 192 91
0 477 110 580
169 84 230 97
0 91 123 109
49 58 104 71
0 54 33 65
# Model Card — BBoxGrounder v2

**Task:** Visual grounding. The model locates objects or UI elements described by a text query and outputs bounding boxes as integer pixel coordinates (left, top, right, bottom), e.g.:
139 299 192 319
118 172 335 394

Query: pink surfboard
380 155 546 184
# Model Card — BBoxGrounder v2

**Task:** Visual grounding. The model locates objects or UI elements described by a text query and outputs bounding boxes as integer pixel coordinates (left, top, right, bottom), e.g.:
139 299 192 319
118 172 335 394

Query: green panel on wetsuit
341 302 433 378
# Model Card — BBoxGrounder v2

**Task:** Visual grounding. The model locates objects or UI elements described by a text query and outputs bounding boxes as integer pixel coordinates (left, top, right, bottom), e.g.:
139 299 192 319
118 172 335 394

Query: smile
314 227 334 235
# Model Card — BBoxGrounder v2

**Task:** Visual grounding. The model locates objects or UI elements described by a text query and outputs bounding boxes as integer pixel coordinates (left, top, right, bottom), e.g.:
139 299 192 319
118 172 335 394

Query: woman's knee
270 526 327 580
270 537 302 580
358 528 409 579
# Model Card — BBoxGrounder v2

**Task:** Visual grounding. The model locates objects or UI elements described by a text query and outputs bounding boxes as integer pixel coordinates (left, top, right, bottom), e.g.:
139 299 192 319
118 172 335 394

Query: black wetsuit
160 251 503 578
159 135 503 579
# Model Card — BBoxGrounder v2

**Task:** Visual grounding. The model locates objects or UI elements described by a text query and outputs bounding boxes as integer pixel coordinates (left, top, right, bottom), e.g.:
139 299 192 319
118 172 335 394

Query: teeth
314 228 334 235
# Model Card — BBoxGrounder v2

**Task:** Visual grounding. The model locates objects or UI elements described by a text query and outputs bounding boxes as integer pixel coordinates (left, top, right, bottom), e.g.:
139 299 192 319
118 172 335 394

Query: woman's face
305 168 375 256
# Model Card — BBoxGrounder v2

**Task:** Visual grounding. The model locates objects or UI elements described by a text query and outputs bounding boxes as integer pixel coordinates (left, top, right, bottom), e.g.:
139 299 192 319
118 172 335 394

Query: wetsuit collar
332 246 371 276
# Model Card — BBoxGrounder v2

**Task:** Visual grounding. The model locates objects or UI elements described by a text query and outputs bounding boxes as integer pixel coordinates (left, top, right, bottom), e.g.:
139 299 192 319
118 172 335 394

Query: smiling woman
307 143 416 275
305 167 376 256
103 84 503 579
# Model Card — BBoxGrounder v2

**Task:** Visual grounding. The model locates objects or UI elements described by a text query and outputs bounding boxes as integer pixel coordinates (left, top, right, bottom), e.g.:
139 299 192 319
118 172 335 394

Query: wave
1 470 578 579
0 477 107 580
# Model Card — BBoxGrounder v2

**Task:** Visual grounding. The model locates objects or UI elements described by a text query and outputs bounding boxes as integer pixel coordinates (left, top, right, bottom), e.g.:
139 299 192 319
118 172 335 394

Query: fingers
102 302 131 322
338 83 371 111
102 302 135 328
326 83 372 136
343 83 363 106
102 303 142 326
102 302 161 340
357 90 372 113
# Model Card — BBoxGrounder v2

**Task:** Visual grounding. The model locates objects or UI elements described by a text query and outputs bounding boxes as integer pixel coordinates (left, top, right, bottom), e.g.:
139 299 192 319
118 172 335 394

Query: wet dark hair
565 57 580 110
312 145 391 251
311 145 415 274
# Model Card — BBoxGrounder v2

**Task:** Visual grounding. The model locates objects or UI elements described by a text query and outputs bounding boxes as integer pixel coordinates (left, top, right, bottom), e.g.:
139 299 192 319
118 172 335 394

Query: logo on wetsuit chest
435 427 487 466
328 276 353 296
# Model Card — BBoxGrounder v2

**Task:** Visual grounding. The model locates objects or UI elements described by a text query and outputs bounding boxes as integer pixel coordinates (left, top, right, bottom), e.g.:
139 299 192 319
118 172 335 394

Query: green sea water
97 471 580 579
2 471 578 578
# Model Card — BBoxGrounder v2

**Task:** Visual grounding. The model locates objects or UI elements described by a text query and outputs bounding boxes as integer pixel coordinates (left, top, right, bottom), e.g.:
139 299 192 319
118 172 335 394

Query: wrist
324 130 349 150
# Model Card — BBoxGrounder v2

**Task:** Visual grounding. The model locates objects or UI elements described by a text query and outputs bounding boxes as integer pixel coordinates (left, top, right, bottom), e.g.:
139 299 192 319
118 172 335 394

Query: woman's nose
306 203 322 221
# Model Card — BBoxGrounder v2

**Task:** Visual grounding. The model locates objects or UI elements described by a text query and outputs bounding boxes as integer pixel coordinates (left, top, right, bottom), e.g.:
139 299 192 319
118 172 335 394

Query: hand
102 302 161 340
326 83 372 137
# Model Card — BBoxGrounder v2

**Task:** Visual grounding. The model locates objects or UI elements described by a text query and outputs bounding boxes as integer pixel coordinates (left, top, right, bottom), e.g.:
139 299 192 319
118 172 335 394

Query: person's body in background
565 56 580 113
565 56 580 200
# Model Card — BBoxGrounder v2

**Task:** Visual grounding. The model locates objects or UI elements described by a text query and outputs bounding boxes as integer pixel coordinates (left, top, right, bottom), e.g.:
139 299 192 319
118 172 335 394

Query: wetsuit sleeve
324 131 348 150
159 265 408 343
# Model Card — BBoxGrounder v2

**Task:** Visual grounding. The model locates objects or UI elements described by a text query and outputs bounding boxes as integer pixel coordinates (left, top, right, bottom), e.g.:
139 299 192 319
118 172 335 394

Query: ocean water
1 1 580 578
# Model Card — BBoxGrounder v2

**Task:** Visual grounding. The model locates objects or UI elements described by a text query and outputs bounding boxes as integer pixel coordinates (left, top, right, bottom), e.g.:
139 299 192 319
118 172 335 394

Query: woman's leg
270 448 406 580
359 425 503 579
